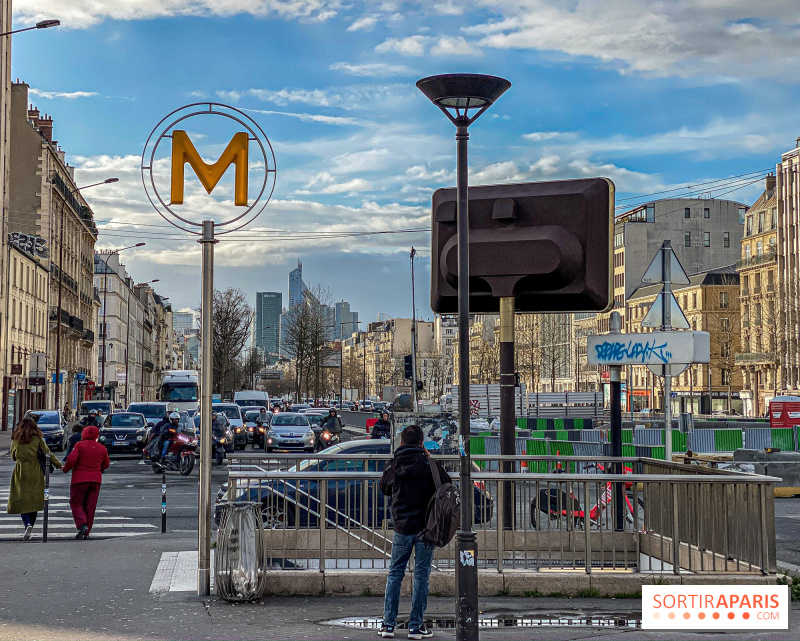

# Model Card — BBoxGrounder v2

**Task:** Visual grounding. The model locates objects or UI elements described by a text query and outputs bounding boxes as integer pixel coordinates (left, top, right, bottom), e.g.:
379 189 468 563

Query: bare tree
515 314 541 392
209 287 253 396
539 313 571 392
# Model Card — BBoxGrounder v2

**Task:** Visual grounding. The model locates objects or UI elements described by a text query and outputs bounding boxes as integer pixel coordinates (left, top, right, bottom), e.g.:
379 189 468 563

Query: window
745 245 751 259
770 237 776 254
721 317 730 332
721 344 730 358
771 208 777 229
685 232 691 247
684 207 691 219
721 369 731 385
692 292 697 308
768 270 774 290
704 207 710 219
759 212 765 233
756 241 763 256
755 303 762 326
646 204 655 222
724 232 730 248
739 206 747 224
746 217 752 236
704 232 710 247
720 292 729 308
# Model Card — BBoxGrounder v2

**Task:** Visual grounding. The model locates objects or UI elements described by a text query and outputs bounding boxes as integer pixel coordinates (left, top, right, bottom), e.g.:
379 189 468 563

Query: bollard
161 467 167 533
42 462 50 543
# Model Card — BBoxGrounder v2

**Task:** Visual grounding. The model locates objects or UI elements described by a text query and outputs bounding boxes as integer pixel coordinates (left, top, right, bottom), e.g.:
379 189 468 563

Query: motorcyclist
161 411 181 461
320 408 343 437
81 409 102 428
371 411 392 440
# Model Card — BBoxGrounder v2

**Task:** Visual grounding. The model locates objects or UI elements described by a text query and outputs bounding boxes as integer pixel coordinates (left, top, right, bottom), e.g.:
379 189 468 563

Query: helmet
169 411 180 421
89 409 97 416
211 411 218 419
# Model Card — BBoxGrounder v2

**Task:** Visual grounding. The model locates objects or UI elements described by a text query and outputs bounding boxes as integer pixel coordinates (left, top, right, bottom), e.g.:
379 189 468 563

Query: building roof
628 265 739 302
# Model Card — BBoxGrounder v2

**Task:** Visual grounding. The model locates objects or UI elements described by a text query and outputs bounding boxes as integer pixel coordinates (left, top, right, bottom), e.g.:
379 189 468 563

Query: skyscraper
253 292 281 364
172 310 196 338
288 260 307 308
334 301 359 339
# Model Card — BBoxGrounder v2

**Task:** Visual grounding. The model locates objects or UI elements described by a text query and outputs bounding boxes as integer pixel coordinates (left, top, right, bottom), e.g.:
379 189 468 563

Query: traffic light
404 355 413 380
431 178 613 313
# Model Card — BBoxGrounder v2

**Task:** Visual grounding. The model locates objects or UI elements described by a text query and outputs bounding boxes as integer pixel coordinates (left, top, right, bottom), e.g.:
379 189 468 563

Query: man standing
379 424 450 639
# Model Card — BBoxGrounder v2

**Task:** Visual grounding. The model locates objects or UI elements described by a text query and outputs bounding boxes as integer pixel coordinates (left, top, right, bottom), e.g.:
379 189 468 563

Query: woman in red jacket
62 425 110 539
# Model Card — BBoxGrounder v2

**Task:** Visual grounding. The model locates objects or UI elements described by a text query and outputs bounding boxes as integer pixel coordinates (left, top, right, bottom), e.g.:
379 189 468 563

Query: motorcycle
211 433 227 465
148 427 197 475
314 427 341 451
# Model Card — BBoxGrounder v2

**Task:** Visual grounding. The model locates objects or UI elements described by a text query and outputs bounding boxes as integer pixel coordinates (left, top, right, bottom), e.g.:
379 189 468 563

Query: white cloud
464 0 800 79
329 62 412 77
216 84 409 111
242 107 361 126
14 0 345 28
523 131 575 142
375 35 429 57
432 1 464 16
297 171 374 194
29 88 99 99
347 15 377 31
430 36 481 57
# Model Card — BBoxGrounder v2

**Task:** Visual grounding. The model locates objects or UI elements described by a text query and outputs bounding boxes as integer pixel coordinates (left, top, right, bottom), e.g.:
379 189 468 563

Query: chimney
796 136 800 149
766 173 776 193
27 106 39 123
37 114 53 143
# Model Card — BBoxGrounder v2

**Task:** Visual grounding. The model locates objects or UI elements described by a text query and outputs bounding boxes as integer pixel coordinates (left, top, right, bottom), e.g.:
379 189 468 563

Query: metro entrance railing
222 454 778 576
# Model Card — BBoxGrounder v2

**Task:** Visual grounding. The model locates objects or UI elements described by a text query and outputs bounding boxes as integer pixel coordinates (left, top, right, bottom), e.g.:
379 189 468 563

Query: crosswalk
0 487 157 540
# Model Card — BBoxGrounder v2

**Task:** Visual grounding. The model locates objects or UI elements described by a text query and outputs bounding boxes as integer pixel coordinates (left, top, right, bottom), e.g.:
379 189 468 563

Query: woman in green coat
7 417 62 540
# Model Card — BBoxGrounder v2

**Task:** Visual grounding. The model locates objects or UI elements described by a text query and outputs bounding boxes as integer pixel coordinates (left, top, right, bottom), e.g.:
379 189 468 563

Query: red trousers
70 481 101 533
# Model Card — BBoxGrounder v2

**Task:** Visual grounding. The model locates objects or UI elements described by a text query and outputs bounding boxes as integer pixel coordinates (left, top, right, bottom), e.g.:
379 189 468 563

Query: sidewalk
0 532 798 641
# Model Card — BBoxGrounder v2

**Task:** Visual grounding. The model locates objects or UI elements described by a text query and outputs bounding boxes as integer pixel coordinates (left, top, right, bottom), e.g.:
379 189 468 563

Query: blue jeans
161 438 172 459
383 532 435 630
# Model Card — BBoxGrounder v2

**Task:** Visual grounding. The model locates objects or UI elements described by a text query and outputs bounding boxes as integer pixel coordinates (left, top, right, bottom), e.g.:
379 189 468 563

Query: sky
9 0 800 323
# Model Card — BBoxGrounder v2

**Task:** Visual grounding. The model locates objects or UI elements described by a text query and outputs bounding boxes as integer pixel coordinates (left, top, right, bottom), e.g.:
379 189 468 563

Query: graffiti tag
593 339 673 365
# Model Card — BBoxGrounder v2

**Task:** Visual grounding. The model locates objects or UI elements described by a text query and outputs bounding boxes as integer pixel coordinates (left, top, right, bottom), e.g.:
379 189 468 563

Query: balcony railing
741 288 749 296
143 360 155 371
736 250 777 269
753 286 762 295
767 283 775 293
735 352 776 365
81 329 94 343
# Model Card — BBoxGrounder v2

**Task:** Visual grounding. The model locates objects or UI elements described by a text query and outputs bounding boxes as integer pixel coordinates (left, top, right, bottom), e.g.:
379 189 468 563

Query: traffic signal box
431 178 614 313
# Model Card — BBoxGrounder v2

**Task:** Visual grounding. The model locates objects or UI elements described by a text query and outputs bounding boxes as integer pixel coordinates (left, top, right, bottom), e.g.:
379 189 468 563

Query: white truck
159 370 199 413
234 390 269 409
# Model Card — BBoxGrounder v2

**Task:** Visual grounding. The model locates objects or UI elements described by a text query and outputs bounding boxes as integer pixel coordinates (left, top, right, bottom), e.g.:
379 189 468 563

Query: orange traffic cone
555 450 563 473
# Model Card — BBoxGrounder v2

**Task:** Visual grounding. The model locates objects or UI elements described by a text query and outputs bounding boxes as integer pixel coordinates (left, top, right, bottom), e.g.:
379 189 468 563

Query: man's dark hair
72 424 83 434
400 424 424 446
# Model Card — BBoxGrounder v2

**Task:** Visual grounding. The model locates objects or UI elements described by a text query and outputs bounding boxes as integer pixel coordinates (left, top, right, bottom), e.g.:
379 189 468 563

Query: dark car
25 410 67 451
98 412 148 454
244 409 272 448
215 440 493 528
127 402 174 428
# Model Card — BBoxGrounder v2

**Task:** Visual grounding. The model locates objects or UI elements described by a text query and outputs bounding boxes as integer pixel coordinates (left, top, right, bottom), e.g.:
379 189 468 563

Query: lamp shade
416 74 511 109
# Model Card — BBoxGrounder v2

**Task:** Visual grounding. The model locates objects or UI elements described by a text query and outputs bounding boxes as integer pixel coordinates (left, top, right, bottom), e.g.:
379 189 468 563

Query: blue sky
9 1 800 323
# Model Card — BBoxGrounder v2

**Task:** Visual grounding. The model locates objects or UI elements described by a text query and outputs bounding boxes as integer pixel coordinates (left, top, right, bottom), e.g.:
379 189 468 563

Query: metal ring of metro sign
140 102 276 235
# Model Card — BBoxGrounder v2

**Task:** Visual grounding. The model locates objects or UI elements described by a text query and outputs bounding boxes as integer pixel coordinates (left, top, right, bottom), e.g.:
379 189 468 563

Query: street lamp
97 242 145 404
53 177 120 409
417 73 510 641
0 19 60 37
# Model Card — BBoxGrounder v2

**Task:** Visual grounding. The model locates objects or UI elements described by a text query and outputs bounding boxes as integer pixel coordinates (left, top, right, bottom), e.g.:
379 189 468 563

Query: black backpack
420 458 460 547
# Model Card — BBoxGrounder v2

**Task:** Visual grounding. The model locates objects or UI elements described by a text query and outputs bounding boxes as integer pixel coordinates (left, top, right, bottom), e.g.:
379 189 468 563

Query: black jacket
371 419 391 439
320 415 343 434
81 416 102 428
63 432 83 462
380 445 451 535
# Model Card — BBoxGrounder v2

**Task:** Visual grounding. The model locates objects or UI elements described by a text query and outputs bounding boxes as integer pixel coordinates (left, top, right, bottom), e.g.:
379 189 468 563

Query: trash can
215 502 267 601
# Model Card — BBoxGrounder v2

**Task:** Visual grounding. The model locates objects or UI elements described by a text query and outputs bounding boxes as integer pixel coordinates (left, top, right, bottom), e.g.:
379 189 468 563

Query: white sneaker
23 525 33 541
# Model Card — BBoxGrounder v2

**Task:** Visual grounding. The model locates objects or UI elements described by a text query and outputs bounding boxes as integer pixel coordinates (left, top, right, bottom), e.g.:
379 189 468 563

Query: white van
234 390 269 409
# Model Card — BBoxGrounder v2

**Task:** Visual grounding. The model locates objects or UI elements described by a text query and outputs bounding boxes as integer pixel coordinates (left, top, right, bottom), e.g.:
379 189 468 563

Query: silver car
266 413 315 452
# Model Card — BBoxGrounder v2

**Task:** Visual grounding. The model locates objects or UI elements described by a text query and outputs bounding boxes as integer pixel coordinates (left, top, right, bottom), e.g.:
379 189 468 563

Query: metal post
453 124 478 641
54 202 65 409
411 247 419 408
608 311 624 531
101 259 109 400
161 467 167 533
125 286 131 406
42 461 50 543
661 241 674 462
198 219 216 596
499 296 515 529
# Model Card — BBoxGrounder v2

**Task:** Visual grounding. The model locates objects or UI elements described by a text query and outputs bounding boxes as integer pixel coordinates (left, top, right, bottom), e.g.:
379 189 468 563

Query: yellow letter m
170 130 249 206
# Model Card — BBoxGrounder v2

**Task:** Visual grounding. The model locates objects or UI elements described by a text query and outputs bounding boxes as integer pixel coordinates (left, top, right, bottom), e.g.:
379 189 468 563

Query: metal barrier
222 453 778 576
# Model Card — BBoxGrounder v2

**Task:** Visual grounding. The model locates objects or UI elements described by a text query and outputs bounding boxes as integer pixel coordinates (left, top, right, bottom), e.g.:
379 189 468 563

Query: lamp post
97 241 144 404
417 73 510 641
0 19 60 37
54 178 119 409
410 247 419 408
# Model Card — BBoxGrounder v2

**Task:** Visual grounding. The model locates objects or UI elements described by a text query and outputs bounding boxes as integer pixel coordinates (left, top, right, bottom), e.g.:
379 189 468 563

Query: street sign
10 364 22 375
86 381 95 391
431 178 614 313
76 372 86 382
648 363 689 377
30 352 46 373
587 331 710 366
642 245 689 285
50 373 63 384
671 392 678 398
642 293 690 329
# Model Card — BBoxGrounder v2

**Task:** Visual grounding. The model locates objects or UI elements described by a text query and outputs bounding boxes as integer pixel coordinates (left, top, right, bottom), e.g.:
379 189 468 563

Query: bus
159 370 199 413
